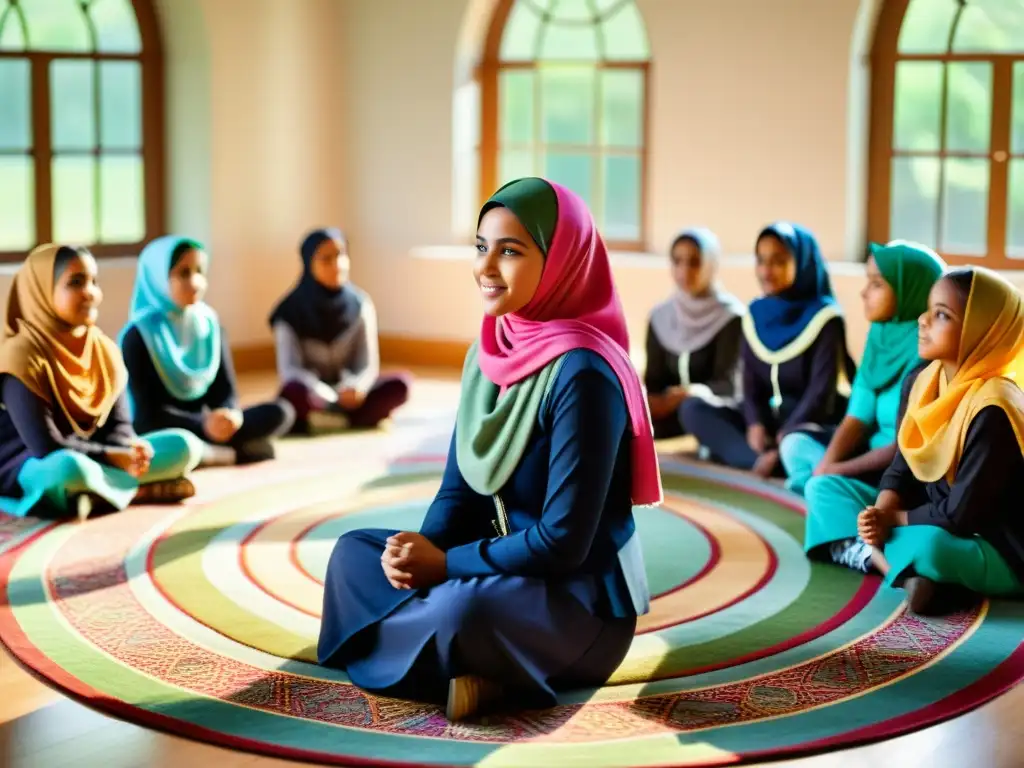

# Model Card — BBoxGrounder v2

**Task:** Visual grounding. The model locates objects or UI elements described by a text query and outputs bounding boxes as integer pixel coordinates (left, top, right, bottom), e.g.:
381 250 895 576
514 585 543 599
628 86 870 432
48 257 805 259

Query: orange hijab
0 244 127 437
898 268 1024 483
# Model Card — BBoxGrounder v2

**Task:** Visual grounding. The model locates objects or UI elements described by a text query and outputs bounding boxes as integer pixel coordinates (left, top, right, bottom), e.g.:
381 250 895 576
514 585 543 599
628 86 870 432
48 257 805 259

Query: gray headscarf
648 227 746 356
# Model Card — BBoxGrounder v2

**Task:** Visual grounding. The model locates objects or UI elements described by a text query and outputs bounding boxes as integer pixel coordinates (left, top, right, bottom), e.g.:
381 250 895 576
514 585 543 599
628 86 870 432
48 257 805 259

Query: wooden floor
1 369 1022 768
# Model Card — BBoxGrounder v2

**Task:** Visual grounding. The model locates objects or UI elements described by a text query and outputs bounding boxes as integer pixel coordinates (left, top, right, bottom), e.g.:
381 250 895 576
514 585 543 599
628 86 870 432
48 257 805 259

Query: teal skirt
803 474 1022 594
0 428 203 518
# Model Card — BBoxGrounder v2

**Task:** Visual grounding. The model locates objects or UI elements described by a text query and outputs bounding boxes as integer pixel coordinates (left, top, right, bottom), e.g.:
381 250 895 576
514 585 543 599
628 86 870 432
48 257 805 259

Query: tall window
479 0 650 249
0 0 163 261
869 0 1024 268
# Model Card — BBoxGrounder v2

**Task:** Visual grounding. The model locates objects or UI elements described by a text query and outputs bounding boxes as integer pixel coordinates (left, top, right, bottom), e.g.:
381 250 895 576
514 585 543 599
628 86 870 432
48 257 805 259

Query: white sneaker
75 493 93 523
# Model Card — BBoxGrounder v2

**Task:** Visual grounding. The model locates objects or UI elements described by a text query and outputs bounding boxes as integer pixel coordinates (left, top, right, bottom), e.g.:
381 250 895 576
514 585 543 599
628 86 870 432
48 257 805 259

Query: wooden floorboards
1 369 1022 767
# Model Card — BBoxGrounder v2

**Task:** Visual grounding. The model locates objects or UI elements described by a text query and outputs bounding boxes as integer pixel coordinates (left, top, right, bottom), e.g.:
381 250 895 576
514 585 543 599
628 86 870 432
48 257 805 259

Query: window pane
100 61 141 149
99 154 144 242
549 0 595 22
52 156 96 243
601 1 649 60
1007 159 1024 258
602 154 640 241
544 151 593 208
89 0 141 54
601 69 642 147
0 156 34 250
51 60 96 151
540 67 595 145
593 0 626 14
940 158 989 256
499 149 535 186
945 62 991 153
538 20 600 60
890 156 940 245
500 1 541 61
21 0 91 52
0 7 27 50
0 59 31 150
1012 62 1024 154
898 0 959 54
953 0 1024 54
499 70 534 145
893 61 943 152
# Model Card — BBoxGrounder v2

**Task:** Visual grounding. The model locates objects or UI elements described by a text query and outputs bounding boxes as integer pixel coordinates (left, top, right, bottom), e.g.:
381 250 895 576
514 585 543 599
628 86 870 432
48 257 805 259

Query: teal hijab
858 240 946 392
120 236 222 402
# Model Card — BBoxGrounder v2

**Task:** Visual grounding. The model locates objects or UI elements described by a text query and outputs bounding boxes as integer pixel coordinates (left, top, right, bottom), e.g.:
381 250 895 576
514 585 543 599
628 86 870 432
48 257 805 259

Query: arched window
869 0 1024 268
0 0 163 260
479 0 650 249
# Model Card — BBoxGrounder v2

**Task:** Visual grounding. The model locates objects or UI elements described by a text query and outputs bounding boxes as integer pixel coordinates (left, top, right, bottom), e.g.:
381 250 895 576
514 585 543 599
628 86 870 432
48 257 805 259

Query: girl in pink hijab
317 177 661 721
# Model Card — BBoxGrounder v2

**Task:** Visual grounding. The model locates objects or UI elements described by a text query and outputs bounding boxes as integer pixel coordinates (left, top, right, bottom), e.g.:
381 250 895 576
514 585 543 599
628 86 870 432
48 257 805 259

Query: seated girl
683 222 855 477
271 228 410 434
781 241 945 494
120 236 294 466
822 268 1024 614
0 245 202 519
645 227 744 440
317 178 661 722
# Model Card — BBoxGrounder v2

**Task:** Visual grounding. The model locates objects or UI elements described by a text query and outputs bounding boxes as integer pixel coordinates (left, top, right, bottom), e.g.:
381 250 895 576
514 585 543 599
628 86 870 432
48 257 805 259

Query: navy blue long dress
317 350 647 707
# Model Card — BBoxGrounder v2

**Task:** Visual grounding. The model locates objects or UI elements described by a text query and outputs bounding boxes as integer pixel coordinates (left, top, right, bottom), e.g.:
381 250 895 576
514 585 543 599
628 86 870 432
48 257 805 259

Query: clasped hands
380 532 447 590
106 439 154 477
204 407 243 443
857 505 906 548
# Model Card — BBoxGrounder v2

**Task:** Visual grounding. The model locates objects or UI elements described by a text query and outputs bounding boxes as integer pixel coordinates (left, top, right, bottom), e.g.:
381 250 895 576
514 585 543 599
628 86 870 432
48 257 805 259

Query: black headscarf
268 228 362 343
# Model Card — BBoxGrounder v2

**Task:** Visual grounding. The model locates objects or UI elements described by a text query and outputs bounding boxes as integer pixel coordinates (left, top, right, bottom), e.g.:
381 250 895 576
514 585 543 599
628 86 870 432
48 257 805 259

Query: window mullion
988 58 1012 262
31 55 52 245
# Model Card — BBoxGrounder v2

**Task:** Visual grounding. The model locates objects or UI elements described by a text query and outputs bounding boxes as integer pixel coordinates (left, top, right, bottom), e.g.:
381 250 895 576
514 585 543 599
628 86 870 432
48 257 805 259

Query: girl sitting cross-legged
0 245 203 519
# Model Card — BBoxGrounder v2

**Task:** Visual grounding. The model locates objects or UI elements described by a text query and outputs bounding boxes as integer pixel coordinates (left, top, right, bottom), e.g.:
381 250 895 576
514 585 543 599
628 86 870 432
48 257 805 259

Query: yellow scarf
0 245 127 437
898 268 1024 483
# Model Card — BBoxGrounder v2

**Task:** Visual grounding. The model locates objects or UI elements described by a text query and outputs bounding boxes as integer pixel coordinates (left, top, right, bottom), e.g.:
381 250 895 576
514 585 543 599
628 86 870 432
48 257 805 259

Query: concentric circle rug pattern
2 458 1024 767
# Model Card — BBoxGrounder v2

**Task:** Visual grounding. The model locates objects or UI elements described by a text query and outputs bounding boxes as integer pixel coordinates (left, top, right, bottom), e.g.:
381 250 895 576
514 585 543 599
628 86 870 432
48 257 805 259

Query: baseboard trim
378 334 471 370
230 334 471 374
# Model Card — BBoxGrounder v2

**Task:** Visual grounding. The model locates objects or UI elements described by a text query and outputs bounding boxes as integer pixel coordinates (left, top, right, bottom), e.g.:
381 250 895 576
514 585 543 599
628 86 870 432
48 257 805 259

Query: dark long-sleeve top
417 349 649 620
878 363 1024 580
121 324 239 436
741 316 848 436
272 293 380 400
0 375 136 496
644 316 743 400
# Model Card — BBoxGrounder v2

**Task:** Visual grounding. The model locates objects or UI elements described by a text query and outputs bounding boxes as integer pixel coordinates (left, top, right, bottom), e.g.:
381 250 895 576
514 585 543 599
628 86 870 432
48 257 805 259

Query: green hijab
858 240 946 392
456 178 561 495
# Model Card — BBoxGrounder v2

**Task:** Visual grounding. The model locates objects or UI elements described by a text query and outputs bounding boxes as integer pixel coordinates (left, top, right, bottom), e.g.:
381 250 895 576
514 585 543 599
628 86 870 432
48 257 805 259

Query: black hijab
268 228 362 343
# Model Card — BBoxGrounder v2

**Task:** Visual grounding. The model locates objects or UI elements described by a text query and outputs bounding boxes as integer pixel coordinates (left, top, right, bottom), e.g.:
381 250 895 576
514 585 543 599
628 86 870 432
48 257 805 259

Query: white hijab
649 227 746 356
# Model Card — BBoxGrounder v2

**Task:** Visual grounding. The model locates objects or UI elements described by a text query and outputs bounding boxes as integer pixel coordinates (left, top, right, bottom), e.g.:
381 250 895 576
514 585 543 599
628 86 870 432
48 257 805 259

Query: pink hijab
478 180 662 505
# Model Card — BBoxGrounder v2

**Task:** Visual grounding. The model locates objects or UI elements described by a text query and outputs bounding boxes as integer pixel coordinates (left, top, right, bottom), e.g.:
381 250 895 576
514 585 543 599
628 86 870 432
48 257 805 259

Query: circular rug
2 458 1023 767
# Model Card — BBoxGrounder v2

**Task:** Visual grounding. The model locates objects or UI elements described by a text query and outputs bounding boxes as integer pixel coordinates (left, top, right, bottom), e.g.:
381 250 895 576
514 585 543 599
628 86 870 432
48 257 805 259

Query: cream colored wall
0 0 348 346
339 0 882 356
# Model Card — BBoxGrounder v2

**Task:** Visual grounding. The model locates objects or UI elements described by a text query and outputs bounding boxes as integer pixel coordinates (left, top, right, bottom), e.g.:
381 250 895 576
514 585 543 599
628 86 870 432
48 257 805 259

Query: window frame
477 0 650 252
868 0 1024 269
0 0 165 262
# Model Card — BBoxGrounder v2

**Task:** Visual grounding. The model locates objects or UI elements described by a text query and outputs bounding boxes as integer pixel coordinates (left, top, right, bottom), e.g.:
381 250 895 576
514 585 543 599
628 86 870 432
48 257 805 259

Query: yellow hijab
898 268 1024 483
0 244 127 437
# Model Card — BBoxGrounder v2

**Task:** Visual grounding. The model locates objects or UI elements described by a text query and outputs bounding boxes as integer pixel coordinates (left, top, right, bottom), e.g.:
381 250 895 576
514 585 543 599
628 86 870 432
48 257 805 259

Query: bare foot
445 676 504 722
752 450 779 478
